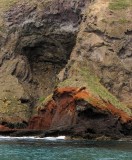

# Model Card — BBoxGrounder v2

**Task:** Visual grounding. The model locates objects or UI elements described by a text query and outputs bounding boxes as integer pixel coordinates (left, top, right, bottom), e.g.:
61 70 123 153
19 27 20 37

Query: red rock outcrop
0 125 10 131
0 0 89 124
28 87 132 138
0 0 131 128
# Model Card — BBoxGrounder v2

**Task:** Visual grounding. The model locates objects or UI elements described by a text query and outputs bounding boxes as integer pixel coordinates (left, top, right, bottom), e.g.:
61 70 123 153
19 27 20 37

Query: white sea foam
0 136 66 141
44 136 65 140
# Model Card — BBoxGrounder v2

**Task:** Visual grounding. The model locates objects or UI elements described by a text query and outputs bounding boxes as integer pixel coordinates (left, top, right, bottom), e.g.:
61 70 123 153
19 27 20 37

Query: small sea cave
19 33 76 106
78 107 108 120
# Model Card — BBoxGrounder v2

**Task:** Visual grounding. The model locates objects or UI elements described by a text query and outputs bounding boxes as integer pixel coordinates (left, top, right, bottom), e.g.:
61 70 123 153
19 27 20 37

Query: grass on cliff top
58 63 131 116
109 0 132 10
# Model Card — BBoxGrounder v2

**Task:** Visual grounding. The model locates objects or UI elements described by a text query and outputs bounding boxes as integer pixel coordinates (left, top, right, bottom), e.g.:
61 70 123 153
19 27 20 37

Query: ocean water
0 136 132 160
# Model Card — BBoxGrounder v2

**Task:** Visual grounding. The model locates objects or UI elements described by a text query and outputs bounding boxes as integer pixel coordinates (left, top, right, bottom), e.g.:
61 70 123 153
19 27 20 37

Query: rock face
0 125 10 131
28 87 132 138
59 0 132 108
0 0 89 124
0 0 132 132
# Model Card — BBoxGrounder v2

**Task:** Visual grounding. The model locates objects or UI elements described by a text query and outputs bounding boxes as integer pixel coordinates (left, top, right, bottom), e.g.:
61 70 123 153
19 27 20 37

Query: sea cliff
0 0 131 139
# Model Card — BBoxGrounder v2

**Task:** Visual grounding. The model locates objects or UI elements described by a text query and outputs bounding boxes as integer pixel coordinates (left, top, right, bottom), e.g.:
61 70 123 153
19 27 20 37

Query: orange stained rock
56 87 132 123
106 103 132 123
74 89 107 110
74 90 90 100
55 87 78 94
29 87 132 130
0 125 10 131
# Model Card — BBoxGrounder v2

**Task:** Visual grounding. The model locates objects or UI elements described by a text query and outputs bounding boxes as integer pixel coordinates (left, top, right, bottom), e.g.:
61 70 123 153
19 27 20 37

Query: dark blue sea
0 136 132 160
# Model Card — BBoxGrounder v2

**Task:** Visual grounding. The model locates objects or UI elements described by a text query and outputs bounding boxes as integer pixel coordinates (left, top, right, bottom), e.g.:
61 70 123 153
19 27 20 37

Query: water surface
0 136 132 160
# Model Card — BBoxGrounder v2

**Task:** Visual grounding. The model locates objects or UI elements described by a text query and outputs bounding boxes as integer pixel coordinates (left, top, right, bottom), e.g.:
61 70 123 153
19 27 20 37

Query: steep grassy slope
57 0 132 112
58 62 131 116
109 0 132 10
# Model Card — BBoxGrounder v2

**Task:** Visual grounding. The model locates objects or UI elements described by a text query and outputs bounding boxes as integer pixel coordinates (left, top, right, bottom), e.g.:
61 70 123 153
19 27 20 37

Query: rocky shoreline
0 0 132 142
0 87 131 141
0 129 132 142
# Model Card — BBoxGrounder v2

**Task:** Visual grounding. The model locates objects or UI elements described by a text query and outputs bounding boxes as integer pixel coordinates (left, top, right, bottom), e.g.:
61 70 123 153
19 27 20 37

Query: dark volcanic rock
28 87 132 139
0 0 131 136
0 0 89 123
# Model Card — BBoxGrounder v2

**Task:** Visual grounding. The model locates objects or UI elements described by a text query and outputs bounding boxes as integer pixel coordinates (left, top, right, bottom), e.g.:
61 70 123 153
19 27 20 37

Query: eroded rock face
64 0 132 108
0 0 89 123
28 87 132 138
0 0 131 129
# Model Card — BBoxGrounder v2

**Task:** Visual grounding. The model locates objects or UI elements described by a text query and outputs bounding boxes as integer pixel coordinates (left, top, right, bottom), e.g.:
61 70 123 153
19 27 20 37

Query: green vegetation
37 94 53 107
118 18 131 24
37 94 53 111
101 18 131 25
39 97 46 103
41 94 53 104
0 97 29 122
59 62 131 116
109 0 132 10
